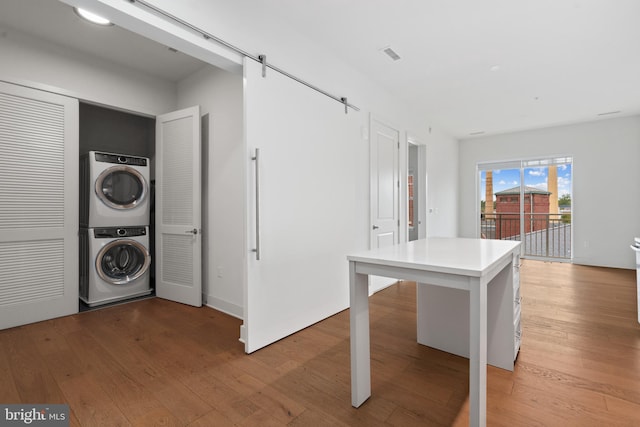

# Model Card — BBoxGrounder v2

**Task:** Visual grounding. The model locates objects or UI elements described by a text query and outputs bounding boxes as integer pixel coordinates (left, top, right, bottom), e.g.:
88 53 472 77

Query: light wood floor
1 260 640 426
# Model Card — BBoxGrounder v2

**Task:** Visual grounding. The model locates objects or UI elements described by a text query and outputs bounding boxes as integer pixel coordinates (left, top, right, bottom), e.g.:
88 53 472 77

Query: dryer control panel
93 227 147 238
95 152 148 166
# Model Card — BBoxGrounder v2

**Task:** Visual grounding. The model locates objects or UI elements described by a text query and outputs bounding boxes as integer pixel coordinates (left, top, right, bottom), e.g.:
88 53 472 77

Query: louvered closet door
0 81 79 329
155 106 202 307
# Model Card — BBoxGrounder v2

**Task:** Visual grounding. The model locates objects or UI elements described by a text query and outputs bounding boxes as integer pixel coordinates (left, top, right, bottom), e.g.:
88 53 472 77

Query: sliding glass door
480 165 521 241
479 157 573 260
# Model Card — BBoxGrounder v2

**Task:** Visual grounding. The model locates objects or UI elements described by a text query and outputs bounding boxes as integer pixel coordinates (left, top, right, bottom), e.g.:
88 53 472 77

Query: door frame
407 136 427 241
369 114 403 248
368 114 403 295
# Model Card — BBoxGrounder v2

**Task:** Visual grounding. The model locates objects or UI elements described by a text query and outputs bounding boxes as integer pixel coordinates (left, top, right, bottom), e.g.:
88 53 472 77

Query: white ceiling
0 0 207 83
266 0 640 138
2 0 640 139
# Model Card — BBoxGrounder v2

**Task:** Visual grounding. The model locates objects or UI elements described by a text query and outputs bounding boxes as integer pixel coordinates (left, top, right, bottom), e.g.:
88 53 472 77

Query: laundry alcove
0 0 245 328
1 0 365 356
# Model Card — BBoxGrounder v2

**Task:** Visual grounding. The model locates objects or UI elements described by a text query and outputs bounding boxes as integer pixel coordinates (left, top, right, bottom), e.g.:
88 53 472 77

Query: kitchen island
347 237 521 427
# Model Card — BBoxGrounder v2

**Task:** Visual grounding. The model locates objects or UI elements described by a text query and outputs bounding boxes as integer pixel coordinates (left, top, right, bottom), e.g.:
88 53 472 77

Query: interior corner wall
0 22 177 116
424 126 459 238
458 115 640 269
79 103 156 158
176 65 244 318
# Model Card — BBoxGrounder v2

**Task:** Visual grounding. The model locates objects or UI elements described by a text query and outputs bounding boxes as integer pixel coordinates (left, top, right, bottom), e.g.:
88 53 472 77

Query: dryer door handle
185 228 198 235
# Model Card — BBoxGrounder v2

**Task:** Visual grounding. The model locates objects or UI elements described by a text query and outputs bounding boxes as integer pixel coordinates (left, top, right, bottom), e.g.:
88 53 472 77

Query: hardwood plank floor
1 260 639 426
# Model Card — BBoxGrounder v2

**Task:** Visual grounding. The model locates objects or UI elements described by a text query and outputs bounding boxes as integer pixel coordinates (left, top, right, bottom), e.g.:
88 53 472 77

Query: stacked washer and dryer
79 151 152 307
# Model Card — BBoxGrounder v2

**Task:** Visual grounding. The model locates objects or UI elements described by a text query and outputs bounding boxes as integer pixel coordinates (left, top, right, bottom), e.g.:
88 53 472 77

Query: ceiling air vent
381 46 401 61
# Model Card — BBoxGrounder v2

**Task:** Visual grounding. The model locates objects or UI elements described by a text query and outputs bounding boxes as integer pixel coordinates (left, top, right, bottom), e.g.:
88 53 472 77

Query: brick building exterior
494 186 551 239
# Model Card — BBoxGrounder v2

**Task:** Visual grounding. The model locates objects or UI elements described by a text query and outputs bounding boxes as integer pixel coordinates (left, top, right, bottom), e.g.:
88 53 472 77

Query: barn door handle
372 225 379 230
252 148 261 260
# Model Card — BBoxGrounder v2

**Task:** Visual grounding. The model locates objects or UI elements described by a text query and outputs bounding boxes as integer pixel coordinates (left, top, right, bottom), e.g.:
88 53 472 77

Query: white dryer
80 151 150 227
80 226 152 307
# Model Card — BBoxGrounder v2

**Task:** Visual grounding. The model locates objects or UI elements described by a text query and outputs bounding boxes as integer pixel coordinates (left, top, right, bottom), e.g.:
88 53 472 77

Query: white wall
176 65 244 318
0 22 176 115
425 126 459 238
91 0 460 249
459 115 640 269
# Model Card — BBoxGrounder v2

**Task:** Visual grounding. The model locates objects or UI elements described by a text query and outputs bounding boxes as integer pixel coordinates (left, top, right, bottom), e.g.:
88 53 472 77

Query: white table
347 237 521 427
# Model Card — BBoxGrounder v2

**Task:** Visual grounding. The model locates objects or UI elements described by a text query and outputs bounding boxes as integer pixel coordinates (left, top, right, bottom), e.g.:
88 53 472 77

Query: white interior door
155 106 202 307
0 81 78 329
370 118 399 248
369 118 400 294
243 58 357 353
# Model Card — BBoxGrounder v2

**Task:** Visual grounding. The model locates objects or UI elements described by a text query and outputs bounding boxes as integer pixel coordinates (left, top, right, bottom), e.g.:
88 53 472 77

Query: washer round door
96 239 151 285
95 165 147 209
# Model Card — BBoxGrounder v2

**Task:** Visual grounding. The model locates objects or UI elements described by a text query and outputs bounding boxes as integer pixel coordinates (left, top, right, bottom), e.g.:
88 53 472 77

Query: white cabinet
417 248 521 371
513 253 522 360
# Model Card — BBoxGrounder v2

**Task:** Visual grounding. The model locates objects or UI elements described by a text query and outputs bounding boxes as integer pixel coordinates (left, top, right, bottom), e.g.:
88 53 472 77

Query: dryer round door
95 165 147 209
96 239 151 285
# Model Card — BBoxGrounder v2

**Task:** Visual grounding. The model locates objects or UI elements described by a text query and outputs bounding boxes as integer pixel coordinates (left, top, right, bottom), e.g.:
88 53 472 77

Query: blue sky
480 164 572 202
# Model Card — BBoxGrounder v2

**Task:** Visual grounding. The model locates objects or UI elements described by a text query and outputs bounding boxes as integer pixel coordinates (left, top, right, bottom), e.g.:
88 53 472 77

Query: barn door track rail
128 0 360 114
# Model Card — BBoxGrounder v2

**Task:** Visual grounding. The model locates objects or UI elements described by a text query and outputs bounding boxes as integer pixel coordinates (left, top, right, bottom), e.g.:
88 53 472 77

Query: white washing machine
80 151 150 227
80 226 152 307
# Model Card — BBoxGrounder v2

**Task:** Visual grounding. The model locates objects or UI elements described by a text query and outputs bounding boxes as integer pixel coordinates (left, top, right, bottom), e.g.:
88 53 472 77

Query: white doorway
370 117 400 249
408 140 427 241
368 117 400 294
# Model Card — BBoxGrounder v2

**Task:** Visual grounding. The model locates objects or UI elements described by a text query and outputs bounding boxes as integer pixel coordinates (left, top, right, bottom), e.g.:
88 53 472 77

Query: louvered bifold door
0 81 79 329
154 106 202 307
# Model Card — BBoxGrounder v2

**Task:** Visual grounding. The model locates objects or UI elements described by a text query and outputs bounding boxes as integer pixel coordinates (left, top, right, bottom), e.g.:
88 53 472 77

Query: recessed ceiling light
490 65 500 72
73 7 113 26
469 131 485 136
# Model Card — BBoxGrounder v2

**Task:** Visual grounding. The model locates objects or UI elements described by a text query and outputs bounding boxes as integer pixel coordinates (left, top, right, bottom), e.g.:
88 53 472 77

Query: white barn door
243 59 358 353
155 106 202 307
0 81 78 329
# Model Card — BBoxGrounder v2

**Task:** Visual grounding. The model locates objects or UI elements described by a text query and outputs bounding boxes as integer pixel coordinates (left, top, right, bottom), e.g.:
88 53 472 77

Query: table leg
350 261 371 407
469 279 488 427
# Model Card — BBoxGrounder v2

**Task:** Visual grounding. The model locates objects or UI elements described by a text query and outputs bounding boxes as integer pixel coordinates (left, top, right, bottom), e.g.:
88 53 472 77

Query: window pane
479 158 572 260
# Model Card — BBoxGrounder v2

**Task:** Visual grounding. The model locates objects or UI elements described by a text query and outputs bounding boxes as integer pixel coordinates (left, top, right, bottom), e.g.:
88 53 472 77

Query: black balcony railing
480 212 571 259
